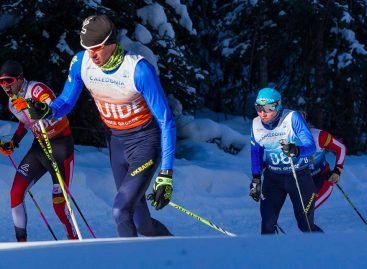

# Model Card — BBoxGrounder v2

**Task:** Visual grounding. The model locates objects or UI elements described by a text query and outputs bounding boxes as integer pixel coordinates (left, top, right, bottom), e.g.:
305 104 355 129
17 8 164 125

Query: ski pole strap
169 202 236 237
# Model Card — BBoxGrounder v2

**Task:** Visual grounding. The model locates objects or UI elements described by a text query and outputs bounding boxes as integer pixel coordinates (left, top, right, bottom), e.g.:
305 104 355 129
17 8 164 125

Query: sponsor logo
103 117 139 127
39 93 50 102
33 86 43 98
258 131 287 143
31 118 59 134
53 196 65 204
131 159 154 176
17 163 29 177
89 76 125 87
20 164 29 172
305 193 316 213
95 100 144 120
17 169 27 177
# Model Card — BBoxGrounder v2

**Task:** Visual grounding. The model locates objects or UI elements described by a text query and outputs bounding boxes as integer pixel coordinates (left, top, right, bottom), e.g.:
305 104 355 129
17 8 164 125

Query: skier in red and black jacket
300 111 346 209
0 60 77 242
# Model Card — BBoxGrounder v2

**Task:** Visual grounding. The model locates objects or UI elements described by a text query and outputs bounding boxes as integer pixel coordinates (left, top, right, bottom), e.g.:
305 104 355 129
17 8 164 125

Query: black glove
147 171 173 210
27 99 52 120
249 177 261 202
280 141 299 157
329 166 342 183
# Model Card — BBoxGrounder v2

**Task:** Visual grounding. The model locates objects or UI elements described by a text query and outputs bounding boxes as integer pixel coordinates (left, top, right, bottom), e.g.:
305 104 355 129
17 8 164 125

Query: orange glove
11 97 29 112
0 140 15 156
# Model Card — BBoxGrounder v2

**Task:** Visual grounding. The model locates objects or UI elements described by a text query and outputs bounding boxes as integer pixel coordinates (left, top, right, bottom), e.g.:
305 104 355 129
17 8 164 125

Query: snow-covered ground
0 111 366 268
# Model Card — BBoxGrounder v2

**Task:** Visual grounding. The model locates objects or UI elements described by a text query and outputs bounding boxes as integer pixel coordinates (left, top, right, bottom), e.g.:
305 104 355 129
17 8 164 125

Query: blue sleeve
50 51 85 118
134 59 176 170
250 128 264 177
291 111 316 157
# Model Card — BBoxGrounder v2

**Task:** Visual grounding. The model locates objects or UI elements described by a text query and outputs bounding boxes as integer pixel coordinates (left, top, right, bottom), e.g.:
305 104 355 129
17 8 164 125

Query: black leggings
260 169 322 234
106 121 172 237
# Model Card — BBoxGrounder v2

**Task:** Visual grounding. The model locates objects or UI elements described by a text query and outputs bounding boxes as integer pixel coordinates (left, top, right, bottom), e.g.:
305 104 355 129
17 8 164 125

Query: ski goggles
0 77 17 87
254 102 279 113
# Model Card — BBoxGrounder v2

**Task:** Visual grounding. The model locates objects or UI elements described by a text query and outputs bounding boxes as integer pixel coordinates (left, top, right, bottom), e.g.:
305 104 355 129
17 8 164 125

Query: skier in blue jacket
249 87 322 234
15 15 175 237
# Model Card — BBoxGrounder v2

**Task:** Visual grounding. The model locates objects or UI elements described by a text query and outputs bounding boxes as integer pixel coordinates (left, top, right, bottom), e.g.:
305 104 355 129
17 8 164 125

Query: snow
0 111 366 268
134 24 153 45
137 3 175 39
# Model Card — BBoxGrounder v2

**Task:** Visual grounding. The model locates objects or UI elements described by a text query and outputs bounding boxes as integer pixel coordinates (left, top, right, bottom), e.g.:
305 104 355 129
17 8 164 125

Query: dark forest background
0 0 366 154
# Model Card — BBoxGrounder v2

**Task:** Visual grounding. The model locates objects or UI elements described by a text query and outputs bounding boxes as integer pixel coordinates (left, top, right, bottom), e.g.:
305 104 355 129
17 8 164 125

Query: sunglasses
87 44 105 53
0 77 17 87
254 102 279 113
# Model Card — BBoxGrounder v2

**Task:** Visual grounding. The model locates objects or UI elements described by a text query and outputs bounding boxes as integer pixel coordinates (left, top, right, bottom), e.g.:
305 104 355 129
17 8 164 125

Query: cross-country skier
0 60 77 241
249 87 322 233
300 111 346 209
14 15 175 237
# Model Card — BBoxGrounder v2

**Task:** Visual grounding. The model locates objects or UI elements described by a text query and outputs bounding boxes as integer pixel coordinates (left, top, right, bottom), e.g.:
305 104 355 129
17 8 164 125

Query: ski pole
23 111 96 238
37 119 83 239
64 186 96 238
34 129 96 238
280 140 312 232
275 223 286 234
335 183 367 225
27 191 58 240
289 156 312 232
169 202 236 236
34 127 95 238
8 155 57 240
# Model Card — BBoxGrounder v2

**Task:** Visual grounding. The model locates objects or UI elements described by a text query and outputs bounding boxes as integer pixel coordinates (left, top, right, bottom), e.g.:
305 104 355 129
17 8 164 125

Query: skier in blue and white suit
19 15 175 237
249 88 322 234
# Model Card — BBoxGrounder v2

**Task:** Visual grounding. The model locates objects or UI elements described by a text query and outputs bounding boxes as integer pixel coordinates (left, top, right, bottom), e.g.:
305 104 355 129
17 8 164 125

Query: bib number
269 153 309 165
269 152 290 165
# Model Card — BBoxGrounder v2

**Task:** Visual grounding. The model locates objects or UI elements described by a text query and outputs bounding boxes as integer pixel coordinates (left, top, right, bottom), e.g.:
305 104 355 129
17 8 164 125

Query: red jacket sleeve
318 130 346 168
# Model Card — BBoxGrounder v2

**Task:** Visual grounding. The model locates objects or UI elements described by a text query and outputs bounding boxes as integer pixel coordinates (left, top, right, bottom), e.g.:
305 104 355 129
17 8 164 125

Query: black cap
0 60 23 79
80 15 117 49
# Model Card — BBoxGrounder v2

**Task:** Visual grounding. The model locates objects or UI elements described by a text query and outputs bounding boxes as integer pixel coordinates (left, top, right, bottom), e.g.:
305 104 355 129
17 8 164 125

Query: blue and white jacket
251 109 316 175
